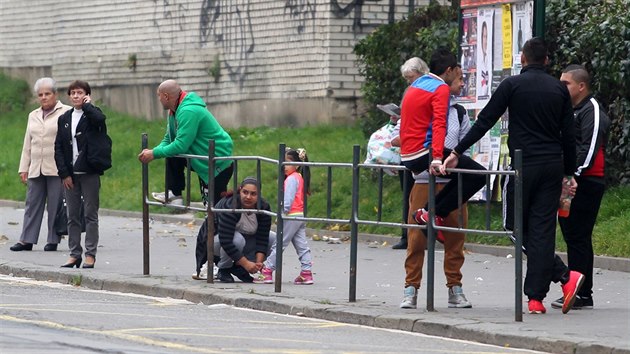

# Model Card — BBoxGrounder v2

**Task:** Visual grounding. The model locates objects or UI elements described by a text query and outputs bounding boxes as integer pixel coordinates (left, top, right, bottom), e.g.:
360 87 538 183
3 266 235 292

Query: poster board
456 0 534 201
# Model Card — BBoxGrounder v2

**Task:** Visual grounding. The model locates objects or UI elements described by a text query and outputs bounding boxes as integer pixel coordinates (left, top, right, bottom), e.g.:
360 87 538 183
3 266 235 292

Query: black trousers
398 168 414 240
558 176 605 298
196 217 217 273
189 159 236 274
402 148 486 218
504 161 570 301
165 157 233 205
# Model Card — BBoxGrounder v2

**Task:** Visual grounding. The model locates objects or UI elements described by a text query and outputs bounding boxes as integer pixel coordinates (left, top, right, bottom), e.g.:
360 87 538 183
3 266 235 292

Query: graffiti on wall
285 0 317 34
199 0 255 86
331 0 400 32
152 0 190 58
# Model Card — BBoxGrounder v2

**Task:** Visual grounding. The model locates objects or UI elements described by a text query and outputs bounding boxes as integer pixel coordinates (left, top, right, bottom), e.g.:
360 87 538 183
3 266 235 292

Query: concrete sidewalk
1 202 629 354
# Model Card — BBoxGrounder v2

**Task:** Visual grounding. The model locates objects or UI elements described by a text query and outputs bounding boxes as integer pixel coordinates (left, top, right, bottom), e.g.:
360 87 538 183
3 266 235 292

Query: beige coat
19 101 71 178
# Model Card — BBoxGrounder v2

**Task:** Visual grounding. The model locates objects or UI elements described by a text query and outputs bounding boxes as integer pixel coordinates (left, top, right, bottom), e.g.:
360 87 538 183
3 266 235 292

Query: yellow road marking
0 314 221 353
0 305 344 328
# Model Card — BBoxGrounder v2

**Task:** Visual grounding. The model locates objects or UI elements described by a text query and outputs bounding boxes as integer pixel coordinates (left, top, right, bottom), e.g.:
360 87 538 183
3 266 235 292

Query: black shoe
551 295 593 309
216 268 234 283
61 257 82 268
230 265 254 283
392 240 408 249
10 242 33 251
44 243 58 251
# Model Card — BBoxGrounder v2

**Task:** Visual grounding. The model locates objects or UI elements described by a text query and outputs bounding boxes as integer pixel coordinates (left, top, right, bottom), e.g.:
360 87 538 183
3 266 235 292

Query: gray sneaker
448 285 472 308
400 286 418 309
152 190 183 205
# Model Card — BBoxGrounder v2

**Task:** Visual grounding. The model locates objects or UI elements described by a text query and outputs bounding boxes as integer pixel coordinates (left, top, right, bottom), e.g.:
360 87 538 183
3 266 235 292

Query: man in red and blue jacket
400 47 486 234
398 48 486 309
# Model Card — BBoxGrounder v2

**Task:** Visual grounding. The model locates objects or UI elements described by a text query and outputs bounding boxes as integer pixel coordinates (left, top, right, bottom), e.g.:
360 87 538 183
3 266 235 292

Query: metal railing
140 135 524 321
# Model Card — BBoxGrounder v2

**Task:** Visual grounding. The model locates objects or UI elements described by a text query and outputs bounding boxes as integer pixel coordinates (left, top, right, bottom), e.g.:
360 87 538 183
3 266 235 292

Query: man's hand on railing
138 149 155 164
429 159 443 176
441 151 459 175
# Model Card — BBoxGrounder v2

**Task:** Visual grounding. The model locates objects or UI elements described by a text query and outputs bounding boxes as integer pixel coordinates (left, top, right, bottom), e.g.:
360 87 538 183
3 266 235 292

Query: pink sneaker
412 208 445 244
254 267 273 284
294 270 314 285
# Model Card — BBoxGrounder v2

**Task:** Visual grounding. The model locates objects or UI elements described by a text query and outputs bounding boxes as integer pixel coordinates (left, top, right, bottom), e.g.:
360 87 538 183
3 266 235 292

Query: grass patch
1 74 628 258
70 274 82 286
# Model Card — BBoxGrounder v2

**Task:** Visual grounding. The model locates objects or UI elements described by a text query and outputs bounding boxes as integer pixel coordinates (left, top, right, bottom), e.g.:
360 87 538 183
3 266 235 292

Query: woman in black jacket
54 80 107 269
194 177 276 282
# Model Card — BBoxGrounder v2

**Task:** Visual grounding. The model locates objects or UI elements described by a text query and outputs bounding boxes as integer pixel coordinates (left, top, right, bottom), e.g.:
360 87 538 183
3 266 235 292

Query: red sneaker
412 209 445 244
528 299 546 314
561 270 585 314
412 208 429 225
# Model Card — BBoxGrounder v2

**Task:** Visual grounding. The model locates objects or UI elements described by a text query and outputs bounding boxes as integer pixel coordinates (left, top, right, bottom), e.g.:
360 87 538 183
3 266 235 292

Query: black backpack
454 104 467 125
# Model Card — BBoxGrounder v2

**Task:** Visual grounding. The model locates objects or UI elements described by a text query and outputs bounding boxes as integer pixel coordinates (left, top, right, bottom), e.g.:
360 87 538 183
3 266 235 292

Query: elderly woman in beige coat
10 78 71 252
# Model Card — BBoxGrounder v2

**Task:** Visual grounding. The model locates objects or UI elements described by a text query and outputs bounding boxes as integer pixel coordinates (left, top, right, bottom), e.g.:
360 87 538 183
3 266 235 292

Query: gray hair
400 57 429 76
33 77 57 94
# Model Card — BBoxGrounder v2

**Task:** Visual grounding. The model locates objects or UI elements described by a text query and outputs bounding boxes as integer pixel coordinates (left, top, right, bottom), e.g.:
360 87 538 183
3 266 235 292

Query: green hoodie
153 92 233 184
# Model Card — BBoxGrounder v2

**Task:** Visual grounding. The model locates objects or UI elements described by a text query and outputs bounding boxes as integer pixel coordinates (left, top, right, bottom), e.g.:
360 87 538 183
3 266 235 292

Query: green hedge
546 0 630 185
0 71 31 114
354 0 629 185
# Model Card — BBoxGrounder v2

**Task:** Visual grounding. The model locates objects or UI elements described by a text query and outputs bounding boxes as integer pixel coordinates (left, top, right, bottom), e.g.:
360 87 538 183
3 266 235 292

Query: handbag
86 122 112 172
54 197 86 236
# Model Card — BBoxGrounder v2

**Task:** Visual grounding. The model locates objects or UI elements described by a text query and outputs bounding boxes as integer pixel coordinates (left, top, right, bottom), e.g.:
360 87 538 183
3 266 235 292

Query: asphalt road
0 275 545 354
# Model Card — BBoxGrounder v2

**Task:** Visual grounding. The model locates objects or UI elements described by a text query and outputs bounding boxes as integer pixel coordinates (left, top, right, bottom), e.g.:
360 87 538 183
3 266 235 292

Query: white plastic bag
365 123 400 172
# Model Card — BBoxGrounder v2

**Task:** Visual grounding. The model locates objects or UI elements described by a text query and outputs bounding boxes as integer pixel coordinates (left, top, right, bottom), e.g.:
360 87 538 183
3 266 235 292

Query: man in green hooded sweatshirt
138 79 233 206
139 80 234 281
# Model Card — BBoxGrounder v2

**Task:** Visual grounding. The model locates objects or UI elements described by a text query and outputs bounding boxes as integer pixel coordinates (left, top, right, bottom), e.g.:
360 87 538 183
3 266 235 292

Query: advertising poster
460 8 478 103
511 1 534 75
461 0 511 7
467 109 501 201
501 4 512 69
459 0 533 201
476 8 494 105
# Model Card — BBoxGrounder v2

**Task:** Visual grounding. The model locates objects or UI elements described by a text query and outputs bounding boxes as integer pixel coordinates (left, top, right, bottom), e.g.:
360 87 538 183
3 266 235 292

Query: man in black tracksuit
551 65 611 310
443 38 584 314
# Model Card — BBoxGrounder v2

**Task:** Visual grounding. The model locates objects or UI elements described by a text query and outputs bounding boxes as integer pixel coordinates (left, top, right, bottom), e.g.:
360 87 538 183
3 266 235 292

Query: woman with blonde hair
10 78 70 252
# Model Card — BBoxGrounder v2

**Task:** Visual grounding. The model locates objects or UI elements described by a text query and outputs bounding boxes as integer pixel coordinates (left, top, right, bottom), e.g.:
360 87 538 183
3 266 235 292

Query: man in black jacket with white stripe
551 65 611 310
443 38 585 315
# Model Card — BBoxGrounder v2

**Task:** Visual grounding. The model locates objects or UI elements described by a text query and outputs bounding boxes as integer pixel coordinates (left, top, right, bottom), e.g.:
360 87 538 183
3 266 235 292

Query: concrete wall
0 0 428 126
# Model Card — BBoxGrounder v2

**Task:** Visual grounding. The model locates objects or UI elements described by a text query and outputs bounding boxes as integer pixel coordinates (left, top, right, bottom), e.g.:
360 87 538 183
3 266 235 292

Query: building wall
0 0 427 126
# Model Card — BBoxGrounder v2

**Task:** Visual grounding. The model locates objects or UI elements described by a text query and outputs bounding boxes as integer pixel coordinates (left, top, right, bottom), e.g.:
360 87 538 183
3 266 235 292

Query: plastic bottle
558 177 573 218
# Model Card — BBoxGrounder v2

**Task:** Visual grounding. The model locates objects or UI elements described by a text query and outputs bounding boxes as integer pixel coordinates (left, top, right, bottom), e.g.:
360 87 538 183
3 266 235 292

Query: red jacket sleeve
430 84 450 160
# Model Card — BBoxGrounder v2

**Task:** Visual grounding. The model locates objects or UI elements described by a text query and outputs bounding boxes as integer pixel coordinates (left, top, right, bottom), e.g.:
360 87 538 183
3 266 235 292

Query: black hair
562 64 591 89
429 47 458 75
240 176 259 189
67 80 91 96
522 37 548 65
285 148 311 195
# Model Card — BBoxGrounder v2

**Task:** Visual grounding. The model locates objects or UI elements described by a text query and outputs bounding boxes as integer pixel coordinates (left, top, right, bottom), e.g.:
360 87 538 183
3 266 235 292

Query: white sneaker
400 286 417 309
448 285 472 308
152 190 183 205
192 263 208 280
